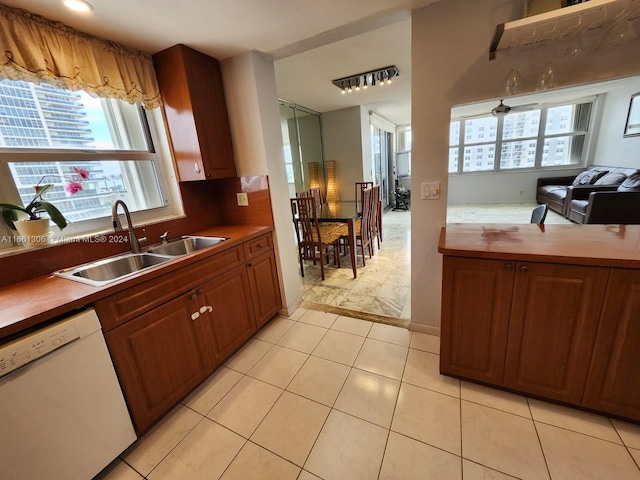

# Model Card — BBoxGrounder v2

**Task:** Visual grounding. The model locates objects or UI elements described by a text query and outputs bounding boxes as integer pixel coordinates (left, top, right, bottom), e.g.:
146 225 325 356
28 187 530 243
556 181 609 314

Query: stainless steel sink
146 236 228 256
54 252 172 286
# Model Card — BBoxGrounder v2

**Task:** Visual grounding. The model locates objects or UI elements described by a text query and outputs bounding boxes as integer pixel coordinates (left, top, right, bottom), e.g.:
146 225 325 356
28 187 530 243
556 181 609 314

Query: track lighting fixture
332 66 399 93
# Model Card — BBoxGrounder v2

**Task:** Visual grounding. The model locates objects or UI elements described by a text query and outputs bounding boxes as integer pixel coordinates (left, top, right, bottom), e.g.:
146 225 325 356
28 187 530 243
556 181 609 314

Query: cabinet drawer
243 233 273 260
96 246 245 331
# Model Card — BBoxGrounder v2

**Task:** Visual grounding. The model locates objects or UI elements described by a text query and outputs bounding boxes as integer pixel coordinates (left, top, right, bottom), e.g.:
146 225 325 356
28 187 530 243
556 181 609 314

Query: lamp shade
325 160 339 203
308 162 320 190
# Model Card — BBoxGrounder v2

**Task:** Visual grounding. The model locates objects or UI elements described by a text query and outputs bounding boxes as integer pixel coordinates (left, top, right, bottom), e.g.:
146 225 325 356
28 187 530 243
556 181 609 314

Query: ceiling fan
490 99 537 117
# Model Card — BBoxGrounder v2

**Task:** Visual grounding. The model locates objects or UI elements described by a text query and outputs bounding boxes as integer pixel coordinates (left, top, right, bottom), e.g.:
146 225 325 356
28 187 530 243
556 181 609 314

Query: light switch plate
236 193 249 206
421 182 441 200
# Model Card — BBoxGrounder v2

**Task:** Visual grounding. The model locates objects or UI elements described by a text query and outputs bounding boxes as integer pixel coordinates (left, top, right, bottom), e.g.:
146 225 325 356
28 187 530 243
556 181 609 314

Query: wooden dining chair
291 197 341 280
355 181 373 213
337 186 373 266
309 186 323 217
369 184 382 249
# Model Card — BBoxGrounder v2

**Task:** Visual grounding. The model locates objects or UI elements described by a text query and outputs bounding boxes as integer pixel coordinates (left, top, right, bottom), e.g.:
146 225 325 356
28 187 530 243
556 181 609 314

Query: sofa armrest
569 185 619 201
537 175 576 189
585 191 640 224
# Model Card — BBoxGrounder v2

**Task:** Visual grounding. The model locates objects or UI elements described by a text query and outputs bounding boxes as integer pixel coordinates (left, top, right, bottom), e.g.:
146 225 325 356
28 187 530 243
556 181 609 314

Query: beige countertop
0 225 272 340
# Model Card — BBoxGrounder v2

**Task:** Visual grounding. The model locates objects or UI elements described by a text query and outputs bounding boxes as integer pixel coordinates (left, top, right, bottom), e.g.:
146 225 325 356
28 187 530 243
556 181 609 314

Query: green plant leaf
38 202 68 230
1 207 19 230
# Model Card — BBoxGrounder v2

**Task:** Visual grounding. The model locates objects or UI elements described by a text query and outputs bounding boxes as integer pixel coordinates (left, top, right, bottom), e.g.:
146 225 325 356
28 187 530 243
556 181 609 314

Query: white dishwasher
0 308 137 480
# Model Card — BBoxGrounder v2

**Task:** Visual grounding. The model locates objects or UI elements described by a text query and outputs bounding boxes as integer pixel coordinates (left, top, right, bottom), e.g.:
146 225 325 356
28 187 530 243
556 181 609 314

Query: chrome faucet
111 200 146 253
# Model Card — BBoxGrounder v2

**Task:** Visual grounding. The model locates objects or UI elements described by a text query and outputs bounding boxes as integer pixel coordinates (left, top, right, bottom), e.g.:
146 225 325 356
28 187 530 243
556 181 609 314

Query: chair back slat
355 181 373 213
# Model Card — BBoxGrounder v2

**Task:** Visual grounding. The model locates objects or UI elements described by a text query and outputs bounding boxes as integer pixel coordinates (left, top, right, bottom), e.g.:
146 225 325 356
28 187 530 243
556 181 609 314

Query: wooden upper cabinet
153 44 236 181
503 263 609 404
440 256 514 384
583 269 640 421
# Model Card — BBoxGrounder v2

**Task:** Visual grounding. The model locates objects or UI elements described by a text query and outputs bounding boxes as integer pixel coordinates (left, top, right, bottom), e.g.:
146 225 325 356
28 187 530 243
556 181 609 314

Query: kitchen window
449 100 593 174
0 79 180 242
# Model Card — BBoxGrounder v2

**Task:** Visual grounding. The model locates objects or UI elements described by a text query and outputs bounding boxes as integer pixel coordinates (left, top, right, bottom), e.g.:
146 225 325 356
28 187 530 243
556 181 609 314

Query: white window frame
449 98 596 175
0 103 183 246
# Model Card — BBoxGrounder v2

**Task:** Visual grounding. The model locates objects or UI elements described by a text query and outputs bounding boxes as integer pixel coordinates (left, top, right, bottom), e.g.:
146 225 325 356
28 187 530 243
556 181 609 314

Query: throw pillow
572 169 607 186
594 172 628 186
617 172 640 192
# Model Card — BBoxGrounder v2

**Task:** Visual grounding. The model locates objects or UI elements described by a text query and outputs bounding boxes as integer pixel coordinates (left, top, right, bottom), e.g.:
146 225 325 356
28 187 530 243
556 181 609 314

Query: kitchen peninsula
438 224 640 422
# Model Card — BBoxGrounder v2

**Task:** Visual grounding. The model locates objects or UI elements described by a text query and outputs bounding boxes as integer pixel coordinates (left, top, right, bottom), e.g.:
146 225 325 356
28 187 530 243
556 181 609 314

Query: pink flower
73 167 90 179
65 181 83 195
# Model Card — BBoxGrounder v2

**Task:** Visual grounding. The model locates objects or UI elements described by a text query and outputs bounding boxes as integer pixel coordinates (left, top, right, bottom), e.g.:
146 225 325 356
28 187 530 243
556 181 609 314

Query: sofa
536 166 640 224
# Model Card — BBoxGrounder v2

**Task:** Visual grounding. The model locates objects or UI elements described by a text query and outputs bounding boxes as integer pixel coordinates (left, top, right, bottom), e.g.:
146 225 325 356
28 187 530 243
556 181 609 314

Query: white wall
412 0 640 331
221 51 302 315
594 76 640 168
322 106 367 202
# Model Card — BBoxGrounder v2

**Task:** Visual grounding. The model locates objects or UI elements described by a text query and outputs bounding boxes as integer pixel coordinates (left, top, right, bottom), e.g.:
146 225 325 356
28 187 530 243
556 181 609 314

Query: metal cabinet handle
190 294 197 300
505 264 513 271
257 243 264 248
520 265 529 272
196 289 203 296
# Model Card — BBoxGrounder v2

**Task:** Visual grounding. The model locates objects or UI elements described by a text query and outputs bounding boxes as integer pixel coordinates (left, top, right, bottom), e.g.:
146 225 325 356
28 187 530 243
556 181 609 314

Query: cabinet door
104 294 207 434
247 250 282 329
440 256 514 384
583 269 640 420
197 266 256 367
503 263 609 404
153 44 236 181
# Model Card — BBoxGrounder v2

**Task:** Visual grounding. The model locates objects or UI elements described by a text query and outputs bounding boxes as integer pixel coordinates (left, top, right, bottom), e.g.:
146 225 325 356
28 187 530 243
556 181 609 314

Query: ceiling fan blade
510 103 538 112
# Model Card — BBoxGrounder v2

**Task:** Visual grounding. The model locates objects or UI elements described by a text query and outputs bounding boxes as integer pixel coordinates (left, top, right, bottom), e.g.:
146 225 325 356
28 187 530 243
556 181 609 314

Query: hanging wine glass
538 62 558 90
504 69 523 96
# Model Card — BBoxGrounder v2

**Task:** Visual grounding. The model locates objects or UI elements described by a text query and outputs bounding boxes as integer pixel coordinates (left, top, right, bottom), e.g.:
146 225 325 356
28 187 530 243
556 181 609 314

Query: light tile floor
97 308 640 480
300 203 571 322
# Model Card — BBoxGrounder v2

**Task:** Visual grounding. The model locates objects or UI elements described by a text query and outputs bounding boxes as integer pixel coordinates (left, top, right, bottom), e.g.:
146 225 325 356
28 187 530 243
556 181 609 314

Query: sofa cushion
547 188 568 202
537 185 566 195
572 169 607 186
594 172 628 186
617 172 640 192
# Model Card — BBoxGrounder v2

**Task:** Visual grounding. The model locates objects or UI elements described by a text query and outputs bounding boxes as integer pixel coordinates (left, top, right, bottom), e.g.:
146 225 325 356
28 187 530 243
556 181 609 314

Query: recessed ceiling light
62 0 93 13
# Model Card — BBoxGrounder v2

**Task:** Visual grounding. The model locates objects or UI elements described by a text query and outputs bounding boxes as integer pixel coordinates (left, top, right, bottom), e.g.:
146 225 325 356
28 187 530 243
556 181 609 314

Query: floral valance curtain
0 4 161 109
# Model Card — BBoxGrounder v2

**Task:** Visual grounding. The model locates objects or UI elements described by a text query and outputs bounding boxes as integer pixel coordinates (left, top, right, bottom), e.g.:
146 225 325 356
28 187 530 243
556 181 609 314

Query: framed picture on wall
624 92 640 137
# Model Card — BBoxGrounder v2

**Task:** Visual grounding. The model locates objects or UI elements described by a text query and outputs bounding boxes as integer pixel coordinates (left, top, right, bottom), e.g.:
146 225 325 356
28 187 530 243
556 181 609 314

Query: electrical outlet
519 190 524 196
421 182 441 200
236 193 249 206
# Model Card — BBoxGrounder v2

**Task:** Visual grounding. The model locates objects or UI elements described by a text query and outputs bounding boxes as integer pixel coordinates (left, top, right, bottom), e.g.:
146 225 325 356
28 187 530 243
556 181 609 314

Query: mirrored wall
279 100 326 199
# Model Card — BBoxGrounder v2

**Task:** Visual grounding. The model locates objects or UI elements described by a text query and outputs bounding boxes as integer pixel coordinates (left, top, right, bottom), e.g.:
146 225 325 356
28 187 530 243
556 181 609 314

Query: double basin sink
55 236 228 287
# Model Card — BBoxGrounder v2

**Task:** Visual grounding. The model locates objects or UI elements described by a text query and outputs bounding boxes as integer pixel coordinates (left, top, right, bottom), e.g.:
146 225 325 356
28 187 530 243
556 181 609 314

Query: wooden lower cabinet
582 269 640 420
440 256 513 384
196 266 256 365
104 294 207 434
503 262 609 404
247 250 282 329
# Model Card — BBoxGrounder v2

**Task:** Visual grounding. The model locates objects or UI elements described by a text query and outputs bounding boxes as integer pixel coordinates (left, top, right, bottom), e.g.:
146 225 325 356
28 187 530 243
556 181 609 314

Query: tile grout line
527 397 553 480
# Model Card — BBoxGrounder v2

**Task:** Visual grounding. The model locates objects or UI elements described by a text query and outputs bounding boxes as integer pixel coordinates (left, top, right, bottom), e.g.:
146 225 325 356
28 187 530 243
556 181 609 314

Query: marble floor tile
303 284 348 306
376 283 409 302
331 314 373 336
304 410 388 480
612 419 640 450
275 322 327 354
354 338 408 380
183 366 244 415
250 391 330 466
246 345 308 388
350 280 382 297
334 368 400 428
224 339 273 374
461 401 549 480
379 431 462 480
298 309 338 328
537 422 640 480
368 322 411 346
528 398 621 443
338 291 375 311
286 355 350 407
461 381 530 418
122 404 202 477
386 273 411 287
410 331 440 354
367 296 404 318
219 442 300 480
312 329 365 366
254 317 296 343
207 376 282 438
392 382 461 455
147 419 245 480
462 460 520 479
